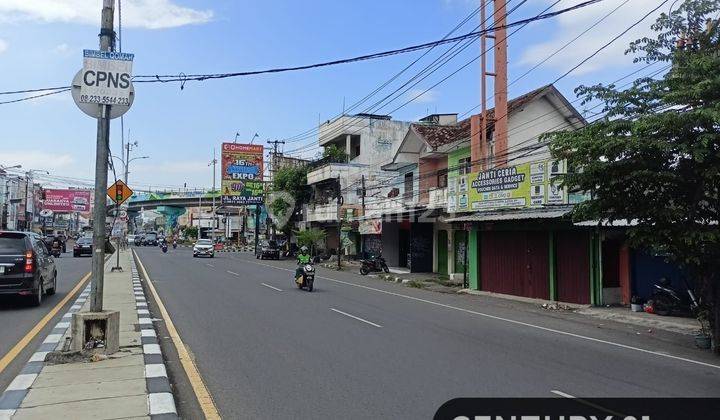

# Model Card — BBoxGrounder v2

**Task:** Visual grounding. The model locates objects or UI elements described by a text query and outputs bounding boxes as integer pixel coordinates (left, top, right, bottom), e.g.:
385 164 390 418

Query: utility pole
267 140 285 182
337 177 343 270
209 149 217 240
360 174 366 214
89 0 114 313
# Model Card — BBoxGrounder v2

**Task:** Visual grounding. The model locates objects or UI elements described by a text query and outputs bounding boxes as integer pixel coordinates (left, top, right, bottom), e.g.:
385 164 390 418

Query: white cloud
0 38 7 54
53 43 70 55
406 88 438 103
0 0 213 29
1 151 76 174
519 0 666 76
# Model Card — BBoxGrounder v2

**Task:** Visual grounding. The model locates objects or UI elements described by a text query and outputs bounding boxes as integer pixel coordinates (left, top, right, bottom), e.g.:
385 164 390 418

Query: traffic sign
107 180 133 205
72 49 135 119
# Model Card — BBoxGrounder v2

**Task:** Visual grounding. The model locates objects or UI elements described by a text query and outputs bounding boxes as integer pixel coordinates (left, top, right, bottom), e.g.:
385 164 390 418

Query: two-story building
304 113 412 255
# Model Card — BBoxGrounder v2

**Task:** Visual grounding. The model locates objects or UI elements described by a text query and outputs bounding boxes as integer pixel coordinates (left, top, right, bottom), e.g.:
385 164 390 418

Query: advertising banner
43 189 91 212
447 159 566 212
221 143 264 205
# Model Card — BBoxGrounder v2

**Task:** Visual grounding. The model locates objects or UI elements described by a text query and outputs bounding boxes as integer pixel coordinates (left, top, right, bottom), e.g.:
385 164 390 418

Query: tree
183 225 198 240
271 165 310 234
545 0 720 351
322 144 348 162
294 228 327 256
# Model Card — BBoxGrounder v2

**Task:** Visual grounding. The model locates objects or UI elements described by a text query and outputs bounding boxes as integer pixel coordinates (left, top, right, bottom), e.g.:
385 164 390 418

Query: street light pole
209 149 217 240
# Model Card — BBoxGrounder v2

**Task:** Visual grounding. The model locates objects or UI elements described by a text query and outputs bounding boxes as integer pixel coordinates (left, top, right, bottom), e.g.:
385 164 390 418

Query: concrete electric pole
89 0 115 313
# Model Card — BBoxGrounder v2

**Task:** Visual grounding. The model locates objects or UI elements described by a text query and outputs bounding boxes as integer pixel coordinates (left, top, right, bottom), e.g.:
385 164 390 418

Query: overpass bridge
128 191 257 232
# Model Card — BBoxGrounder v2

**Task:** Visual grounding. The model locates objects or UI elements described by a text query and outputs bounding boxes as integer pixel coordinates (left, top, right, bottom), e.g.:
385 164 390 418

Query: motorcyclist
50 234 63 253
295 246 311 283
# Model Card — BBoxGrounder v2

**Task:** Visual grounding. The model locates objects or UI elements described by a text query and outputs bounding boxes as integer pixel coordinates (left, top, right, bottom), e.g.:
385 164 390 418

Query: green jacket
297 253 311 264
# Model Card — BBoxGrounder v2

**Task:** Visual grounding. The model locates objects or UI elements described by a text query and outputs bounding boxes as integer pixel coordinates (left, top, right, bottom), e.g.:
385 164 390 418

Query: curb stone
131 259 179 419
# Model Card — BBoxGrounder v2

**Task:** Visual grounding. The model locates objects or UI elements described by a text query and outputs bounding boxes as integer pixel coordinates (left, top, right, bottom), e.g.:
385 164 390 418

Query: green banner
448 159 566 212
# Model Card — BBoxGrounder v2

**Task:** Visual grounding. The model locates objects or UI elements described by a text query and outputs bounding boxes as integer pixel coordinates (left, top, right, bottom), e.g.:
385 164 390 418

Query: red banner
43 189 91 212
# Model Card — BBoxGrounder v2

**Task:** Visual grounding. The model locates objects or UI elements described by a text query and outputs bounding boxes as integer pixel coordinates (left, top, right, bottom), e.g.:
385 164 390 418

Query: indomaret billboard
221 142 264 205
43 189 92 212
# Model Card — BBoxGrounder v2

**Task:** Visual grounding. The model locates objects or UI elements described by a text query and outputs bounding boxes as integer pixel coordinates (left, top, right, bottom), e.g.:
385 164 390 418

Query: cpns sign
79 50 134 106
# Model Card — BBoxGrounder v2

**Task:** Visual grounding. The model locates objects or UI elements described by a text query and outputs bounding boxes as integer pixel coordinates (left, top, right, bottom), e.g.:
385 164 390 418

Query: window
404 172 414 199
458 157 471 175
437 169 448 188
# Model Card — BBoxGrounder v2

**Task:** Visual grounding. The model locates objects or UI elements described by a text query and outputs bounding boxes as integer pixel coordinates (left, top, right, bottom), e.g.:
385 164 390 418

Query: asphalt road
0 251 91 392
134 246 720 419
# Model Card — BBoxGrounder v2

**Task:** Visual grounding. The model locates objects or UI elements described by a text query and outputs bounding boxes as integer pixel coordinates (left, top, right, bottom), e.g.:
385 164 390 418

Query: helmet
300 246 308 252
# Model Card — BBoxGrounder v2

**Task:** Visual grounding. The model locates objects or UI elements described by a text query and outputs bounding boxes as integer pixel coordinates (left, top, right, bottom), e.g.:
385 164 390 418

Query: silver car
193 239 215 258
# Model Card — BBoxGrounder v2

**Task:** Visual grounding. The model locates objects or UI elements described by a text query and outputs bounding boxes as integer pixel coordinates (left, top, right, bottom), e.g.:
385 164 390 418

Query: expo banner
447 159 566 212
43 189 91 212
221 142 264 205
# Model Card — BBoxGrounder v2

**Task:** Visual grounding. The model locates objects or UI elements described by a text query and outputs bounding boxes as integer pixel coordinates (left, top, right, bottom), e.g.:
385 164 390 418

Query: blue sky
0 0 668 190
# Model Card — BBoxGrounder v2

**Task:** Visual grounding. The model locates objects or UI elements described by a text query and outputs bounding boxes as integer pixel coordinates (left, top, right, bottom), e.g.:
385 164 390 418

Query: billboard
447 159 567 212
221 143 264 205
43 189 92 212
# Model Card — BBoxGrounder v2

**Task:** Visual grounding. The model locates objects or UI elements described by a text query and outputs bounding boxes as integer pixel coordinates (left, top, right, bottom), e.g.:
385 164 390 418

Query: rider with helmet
295 246 311 283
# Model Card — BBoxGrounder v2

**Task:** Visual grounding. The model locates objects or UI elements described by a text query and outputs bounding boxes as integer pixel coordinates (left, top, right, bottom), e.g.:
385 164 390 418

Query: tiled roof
411 84 556 149
411 118 471 149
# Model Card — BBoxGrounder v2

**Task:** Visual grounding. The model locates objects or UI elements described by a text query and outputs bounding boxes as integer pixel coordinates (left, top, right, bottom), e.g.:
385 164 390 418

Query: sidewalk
0 250 176 420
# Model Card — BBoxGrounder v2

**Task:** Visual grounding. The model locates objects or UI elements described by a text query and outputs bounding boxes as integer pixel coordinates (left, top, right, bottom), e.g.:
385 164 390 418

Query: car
143 232 158 246
256 240 280 260
126 234 136 244
73 237 93 257
193 239 215 258
0 231 57 306
134 234 144 246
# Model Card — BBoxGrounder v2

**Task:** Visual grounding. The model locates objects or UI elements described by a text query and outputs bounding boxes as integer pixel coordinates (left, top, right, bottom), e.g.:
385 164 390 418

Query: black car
0 231 57 306
73 237 93 257
143 232 158 246
256 240 280 260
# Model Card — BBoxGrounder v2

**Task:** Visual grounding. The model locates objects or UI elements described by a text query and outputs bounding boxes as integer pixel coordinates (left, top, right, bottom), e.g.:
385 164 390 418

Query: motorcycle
359 254 389 275
295 262 315 292
172 240 177 249
50 242 62 258
161 241 168 253
650 277 699 316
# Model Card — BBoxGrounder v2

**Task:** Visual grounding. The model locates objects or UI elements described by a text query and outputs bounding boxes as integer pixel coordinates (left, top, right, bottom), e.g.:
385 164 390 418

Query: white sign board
79 50 134 106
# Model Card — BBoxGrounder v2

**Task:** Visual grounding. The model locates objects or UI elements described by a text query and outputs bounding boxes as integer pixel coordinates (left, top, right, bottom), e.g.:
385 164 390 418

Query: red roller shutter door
480 231 549 300
556 231 590 304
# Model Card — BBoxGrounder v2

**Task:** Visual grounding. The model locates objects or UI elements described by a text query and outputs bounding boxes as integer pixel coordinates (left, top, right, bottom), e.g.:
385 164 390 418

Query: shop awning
443 206 573 222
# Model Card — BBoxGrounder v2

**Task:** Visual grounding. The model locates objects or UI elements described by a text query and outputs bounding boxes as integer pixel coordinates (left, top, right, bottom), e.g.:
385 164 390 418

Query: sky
0 0 671 191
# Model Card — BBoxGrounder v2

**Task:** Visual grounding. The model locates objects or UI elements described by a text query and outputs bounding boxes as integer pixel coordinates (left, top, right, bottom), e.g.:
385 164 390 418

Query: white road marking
261 283 282 292
205 263 214 268
330 308 383 328
247 258 720 370
227 271 239 276
551 389 624 417
551 390 575 398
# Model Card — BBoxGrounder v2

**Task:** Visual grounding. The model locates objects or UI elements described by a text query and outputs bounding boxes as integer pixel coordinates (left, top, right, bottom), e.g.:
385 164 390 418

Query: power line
552 0 670 83
0 88 70 105
0 0 603 105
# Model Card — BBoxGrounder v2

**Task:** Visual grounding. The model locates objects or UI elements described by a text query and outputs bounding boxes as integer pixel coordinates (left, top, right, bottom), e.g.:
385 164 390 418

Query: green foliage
269 197 291 217
322 144 348 162
272 165 309 204
294 228 327 255
544 0 720 349
183 225 198 239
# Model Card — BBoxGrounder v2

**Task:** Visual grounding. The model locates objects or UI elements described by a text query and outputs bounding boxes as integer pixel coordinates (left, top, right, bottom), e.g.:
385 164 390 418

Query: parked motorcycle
359 255 389 275
295 262 315 292
650 277 699 316
161 243 168 253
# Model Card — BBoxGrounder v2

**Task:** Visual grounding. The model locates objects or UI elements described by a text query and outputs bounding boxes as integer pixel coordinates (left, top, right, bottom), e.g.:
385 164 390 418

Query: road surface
133 246 720 419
